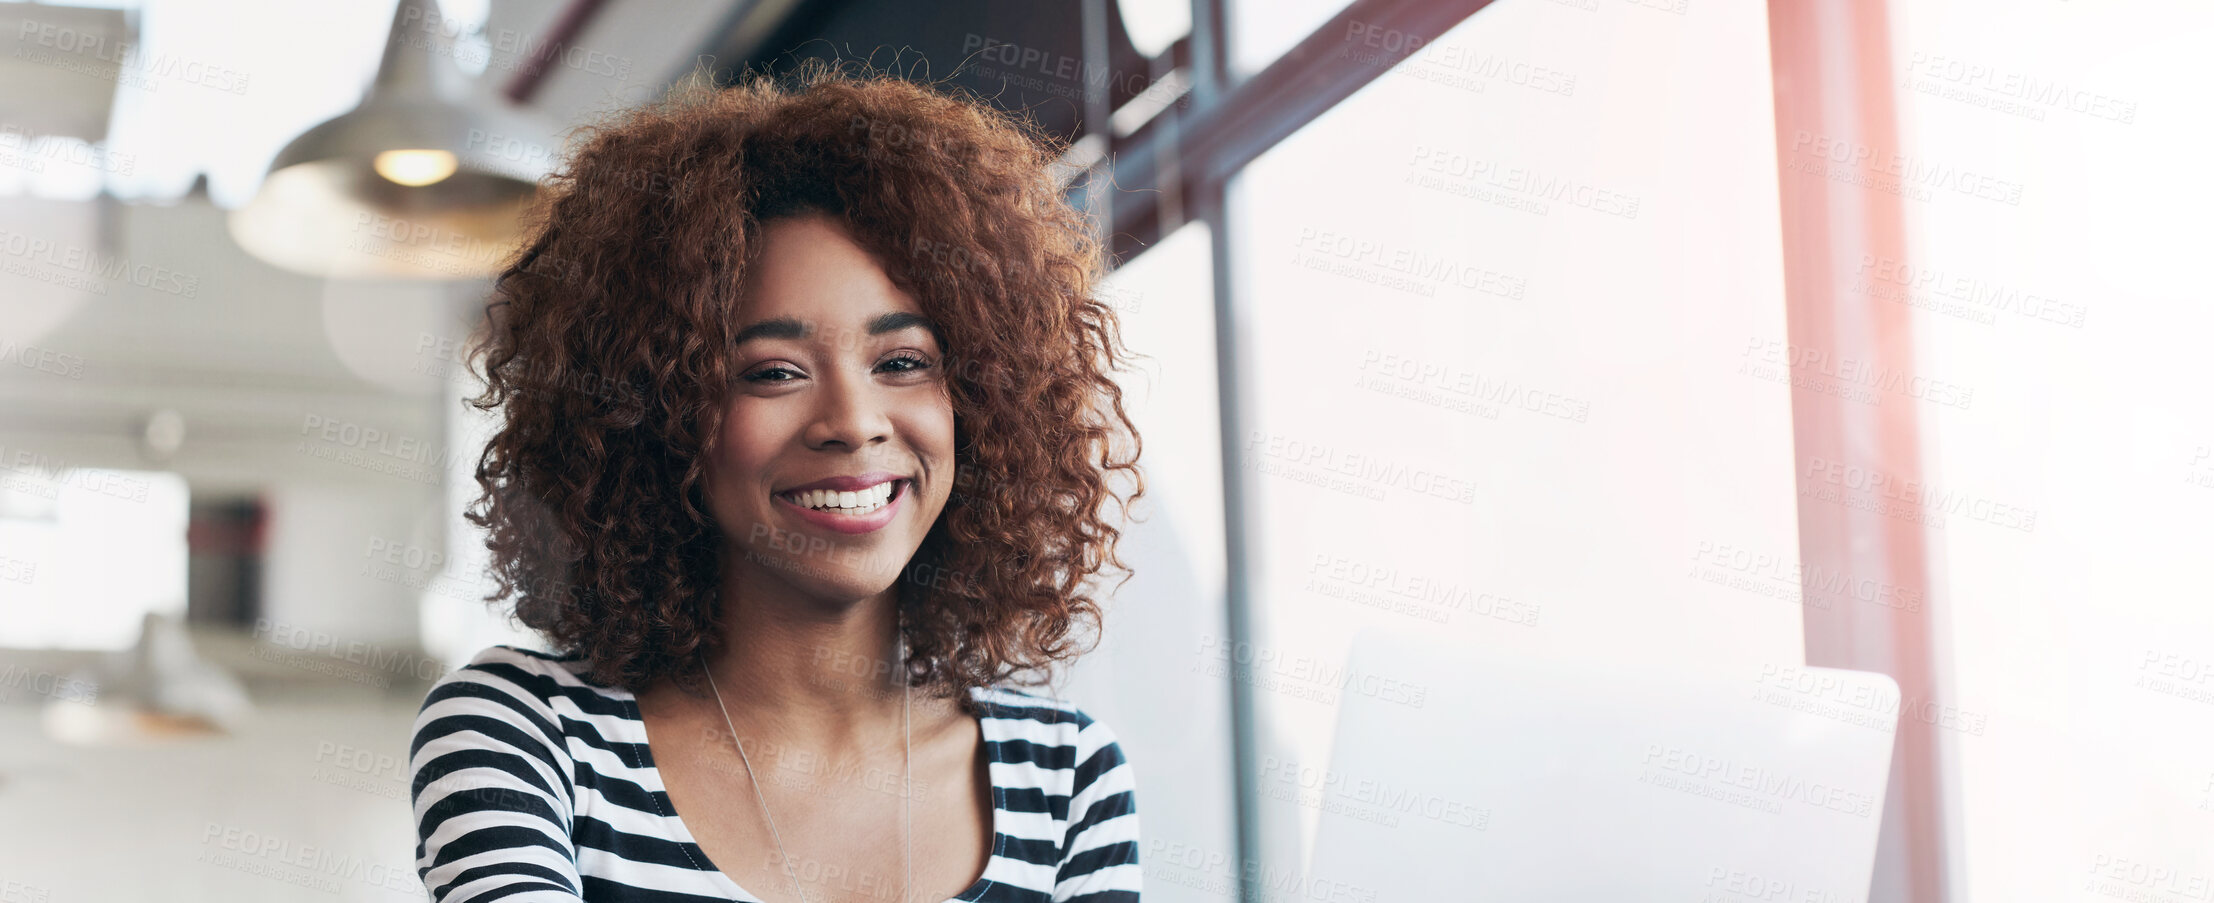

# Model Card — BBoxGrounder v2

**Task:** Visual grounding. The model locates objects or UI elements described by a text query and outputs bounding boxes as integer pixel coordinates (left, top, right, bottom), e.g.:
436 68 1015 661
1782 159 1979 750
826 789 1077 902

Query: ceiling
0 0 746 497
0 0 1163 499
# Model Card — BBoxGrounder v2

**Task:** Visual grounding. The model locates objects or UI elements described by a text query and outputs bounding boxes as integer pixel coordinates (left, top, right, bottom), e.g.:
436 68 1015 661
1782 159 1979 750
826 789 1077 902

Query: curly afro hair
463 61 1147 712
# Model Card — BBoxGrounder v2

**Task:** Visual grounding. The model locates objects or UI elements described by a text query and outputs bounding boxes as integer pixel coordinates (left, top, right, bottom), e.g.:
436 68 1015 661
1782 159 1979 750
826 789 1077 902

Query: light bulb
374 149 458 186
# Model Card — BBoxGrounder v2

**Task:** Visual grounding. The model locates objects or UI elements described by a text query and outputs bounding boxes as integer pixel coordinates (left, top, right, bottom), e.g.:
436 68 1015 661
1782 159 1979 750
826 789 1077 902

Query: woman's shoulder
971 686 1139 854
439 642 594 683
429 643 602 694
968 685 1131 771
413 644 631 746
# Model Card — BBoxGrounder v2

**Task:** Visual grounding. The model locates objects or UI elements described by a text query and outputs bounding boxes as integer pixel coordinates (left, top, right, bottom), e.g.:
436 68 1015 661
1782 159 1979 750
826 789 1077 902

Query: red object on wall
1767 3 1952 901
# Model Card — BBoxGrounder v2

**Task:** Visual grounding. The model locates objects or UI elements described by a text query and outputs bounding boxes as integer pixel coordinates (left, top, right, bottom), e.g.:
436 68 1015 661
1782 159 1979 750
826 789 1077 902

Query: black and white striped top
408 645 1142 902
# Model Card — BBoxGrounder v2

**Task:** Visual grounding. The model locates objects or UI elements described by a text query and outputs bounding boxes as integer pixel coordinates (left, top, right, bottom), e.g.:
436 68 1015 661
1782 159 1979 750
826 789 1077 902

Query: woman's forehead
732 309 939 349
735 216 925 329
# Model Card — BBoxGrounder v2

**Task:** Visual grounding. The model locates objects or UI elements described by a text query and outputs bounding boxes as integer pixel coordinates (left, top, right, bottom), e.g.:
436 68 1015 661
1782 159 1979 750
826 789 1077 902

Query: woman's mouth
773 479 909 535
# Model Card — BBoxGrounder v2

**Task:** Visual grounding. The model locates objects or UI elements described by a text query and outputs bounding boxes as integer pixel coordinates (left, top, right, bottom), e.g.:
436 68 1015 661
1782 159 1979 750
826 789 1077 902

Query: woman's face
706 211 956 606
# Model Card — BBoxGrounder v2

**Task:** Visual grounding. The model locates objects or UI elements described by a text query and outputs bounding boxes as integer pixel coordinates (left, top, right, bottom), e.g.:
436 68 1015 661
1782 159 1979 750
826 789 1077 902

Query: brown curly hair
464 61 1146 712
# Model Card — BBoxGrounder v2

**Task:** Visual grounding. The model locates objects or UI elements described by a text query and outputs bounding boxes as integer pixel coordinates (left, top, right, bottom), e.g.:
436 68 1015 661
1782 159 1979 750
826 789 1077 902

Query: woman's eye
742 355 933 384
743 366 800 383
881 353 935 374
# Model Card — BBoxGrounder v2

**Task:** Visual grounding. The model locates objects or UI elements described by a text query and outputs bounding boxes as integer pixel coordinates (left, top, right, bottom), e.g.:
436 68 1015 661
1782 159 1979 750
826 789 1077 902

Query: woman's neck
695 554 956 754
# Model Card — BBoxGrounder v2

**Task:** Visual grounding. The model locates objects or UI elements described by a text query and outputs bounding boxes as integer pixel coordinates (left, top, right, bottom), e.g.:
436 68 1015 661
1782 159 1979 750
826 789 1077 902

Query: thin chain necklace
698 620 912 903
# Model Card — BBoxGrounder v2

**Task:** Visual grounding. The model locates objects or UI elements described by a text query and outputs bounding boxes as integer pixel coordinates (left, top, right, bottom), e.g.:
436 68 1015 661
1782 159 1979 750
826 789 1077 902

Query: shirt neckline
617 683 1006 903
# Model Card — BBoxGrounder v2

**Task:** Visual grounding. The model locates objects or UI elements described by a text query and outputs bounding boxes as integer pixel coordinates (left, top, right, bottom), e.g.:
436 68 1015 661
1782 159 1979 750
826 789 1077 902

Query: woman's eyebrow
733 311 939 345
733 316 805 345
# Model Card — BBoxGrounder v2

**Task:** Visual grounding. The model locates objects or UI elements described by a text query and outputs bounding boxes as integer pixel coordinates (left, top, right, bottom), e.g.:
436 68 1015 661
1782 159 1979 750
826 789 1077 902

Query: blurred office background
0 0 2207 900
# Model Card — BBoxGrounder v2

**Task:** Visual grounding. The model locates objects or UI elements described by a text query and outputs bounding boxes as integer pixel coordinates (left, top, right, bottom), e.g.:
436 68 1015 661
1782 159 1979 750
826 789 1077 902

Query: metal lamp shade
226 0 564 280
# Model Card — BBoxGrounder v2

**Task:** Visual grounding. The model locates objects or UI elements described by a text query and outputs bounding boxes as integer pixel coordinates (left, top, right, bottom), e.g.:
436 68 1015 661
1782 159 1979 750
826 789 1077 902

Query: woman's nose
803 368 893 450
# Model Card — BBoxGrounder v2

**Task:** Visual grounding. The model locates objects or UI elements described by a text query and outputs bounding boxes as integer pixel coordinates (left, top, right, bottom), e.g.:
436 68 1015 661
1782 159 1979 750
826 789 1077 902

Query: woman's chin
734 547 904 598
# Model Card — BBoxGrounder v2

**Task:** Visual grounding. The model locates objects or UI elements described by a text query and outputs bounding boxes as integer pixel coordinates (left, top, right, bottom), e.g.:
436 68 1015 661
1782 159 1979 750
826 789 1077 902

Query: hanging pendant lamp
227 0 565 280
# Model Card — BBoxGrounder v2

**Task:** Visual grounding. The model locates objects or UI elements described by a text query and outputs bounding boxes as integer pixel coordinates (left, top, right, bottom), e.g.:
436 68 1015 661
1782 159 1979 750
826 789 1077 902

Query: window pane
1076 221 1241 903
1227 0 1354 77
1119 0 1192 59
1885 0 2214 895
1226 0 1799 877
0 468 188 649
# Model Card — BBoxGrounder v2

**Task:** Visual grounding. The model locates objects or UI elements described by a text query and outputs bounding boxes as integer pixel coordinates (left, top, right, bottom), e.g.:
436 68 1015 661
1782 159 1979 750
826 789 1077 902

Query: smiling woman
406 62 1147 903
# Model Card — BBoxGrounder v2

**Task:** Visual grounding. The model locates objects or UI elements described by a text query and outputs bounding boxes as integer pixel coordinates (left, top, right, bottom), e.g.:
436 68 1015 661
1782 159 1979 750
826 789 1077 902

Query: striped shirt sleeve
1053 713 1142 902
409 646 585 902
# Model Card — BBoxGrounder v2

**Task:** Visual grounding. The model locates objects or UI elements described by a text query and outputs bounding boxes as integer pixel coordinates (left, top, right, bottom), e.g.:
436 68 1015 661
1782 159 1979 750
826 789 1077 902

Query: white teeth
786 481 897 514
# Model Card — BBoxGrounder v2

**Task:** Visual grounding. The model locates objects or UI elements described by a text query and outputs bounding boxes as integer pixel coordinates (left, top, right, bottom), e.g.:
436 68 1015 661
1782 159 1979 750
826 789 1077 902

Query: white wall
258 481 439 653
